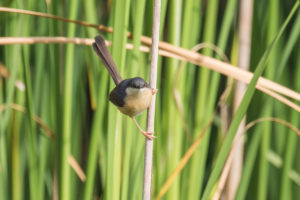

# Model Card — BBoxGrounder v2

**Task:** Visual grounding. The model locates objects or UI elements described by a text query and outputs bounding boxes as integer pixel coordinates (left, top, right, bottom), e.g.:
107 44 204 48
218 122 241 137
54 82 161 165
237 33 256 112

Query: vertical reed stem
142 0 161 199
226 0 253 199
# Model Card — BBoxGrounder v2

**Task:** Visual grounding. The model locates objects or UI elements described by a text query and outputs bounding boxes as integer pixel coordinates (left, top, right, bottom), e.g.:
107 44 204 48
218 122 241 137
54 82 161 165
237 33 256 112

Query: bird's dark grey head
128 77 150 89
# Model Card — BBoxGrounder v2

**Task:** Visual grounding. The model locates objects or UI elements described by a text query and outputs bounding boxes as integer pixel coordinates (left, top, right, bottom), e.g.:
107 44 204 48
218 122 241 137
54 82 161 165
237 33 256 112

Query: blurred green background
0 0 300 199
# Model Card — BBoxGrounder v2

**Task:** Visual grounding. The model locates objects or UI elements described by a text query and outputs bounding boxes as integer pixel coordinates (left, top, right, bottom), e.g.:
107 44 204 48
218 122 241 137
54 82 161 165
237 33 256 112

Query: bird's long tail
92 35 122 85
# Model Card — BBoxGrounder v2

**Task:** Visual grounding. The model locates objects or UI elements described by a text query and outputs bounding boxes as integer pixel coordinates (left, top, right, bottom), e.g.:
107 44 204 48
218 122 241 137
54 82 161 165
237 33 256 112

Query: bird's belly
117 89 152 117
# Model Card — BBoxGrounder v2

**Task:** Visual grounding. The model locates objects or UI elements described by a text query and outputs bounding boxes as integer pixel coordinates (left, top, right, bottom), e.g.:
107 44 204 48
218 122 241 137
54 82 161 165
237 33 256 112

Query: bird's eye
131 83 137 88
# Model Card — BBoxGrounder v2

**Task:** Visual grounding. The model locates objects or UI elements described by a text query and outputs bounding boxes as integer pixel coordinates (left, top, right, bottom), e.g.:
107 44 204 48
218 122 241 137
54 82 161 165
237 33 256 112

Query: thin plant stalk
142 0 161 199
226 0 253 199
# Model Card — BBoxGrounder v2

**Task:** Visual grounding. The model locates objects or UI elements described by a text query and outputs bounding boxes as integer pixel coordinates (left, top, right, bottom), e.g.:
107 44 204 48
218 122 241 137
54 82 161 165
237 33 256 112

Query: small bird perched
92 35 157 139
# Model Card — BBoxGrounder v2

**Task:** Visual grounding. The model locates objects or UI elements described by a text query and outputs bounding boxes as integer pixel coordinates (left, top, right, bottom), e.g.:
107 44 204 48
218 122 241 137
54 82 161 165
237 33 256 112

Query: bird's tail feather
93 35 122 85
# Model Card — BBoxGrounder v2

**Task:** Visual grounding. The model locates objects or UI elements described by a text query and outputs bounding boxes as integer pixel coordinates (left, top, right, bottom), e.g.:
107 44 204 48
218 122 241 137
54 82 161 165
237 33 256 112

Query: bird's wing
93 35 123 85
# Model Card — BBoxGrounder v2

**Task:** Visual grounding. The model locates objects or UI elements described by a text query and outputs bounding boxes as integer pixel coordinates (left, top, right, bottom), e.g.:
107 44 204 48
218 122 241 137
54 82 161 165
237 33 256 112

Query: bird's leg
131 117 156 140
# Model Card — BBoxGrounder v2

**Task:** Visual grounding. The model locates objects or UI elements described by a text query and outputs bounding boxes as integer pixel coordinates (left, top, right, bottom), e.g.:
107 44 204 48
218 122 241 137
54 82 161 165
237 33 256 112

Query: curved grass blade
201 2 300 199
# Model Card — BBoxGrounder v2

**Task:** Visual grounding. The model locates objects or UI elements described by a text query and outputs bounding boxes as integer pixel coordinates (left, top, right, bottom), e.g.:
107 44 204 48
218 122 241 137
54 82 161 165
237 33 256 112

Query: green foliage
0 0 300 200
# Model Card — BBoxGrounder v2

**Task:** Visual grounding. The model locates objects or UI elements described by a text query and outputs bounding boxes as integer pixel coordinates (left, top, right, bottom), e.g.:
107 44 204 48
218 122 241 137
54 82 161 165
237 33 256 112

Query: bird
92 35 157 140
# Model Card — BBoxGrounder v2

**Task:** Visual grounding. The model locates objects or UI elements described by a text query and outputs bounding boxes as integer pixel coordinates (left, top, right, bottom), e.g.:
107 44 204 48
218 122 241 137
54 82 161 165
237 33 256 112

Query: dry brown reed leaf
140 37 300 102
0 7 113 33
0 103 55 139
0 62 9 78
0 7 299 103
245 117 300 136
1 36 298 113
155 110 217 200
68 155 86 182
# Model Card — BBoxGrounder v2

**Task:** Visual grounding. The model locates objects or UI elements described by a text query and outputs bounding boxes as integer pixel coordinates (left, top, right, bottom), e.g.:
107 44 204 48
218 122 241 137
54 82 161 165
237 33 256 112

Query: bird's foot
152 88 158 95
132 117 156 140
141 131 156 140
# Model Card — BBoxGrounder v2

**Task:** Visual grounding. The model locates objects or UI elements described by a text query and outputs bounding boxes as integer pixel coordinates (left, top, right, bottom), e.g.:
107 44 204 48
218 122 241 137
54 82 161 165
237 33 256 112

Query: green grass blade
188 0 218 199
277 11 300 78
105 0 131 199
235 127 263 199
120 0 147 199
22 47 39 200
0 13 23 200
82 1 109 199
60 1 79 199
1 1 300 199
280 48 300 199
257 1 280 199
201 2 300 199
164 0 183 200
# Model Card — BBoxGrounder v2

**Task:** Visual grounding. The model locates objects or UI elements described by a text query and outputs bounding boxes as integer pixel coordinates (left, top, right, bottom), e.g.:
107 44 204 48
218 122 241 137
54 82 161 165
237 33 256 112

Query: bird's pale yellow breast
118 87 153 117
